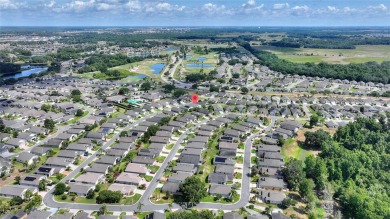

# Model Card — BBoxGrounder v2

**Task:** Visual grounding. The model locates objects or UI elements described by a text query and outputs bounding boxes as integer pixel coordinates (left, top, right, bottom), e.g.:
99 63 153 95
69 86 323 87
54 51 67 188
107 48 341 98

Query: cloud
273 3 289 10
241 0 264 13
64 0 96 12
97 3 112 11
45 0 56 8
368 4 388 11
327 6 338 12
126 0 141 12
292 5 309 11
0 0 25 9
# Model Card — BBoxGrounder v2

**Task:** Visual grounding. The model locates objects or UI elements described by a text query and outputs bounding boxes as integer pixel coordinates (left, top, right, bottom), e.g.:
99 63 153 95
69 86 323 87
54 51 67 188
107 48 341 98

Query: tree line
283 117 390 219
243 42 390 83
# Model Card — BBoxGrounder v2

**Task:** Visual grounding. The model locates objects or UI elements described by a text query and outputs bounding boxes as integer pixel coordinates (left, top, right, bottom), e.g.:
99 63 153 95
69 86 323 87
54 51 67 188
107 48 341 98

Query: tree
24 195 42 212
15 175 21 184
162 84 175 93
24 190 33 200
86 189 95 199
38 180 46 191
159 116 171 126
54 183 66 195
96 190 122 203
280 198 298 209
118 87 129 95
173 89 187 98
75 109 84 117
137 202 144 212
119 131 128 137
241 87 249 94
141 81 151 91
309 114 320 127
0 118 4 132
71 89 81 96
98 204 108 215
209 85 220 92
41 104 51 112
10 196 23 206
304 129 331 150
179 176 207 205
282 158 304 191
44 119 56 131
299 178 315 202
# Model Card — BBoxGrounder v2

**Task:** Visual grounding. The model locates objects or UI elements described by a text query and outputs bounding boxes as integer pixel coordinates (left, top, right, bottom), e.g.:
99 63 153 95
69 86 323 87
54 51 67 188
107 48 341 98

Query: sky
0 0 390 26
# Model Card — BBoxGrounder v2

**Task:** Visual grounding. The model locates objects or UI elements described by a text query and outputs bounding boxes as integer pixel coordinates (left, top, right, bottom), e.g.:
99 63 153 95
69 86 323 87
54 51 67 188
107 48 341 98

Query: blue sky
1 0 389 26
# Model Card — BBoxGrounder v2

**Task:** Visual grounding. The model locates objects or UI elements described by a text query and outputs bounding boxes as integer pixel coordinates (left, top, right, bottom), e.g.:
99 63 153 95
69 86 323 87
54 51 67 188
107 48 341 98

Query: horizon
1 0 390 26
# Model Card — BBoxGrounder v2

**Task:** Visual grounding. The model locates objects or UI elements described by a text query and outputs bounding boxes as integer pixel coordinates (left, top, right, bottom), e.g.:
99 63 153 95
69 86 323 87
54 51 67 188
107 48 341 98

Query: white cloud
0 0 25 9
65 0 96 12
292 5 309 11
327 6 338 12
45 0 56 8
368 4 388 11
126 0 141 12
97 3 112 11
273 3 289 10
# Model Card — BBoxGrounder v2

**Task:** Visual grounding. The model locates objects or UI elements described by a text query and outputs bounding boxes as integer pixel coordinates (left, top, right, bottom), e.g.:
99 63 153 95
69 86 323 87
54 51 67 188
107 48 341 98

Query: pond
197 57 207 61
127 74 147 79
164 47 178 51
184 55 192 60
150 63 165 74
186 63 213 68
1 65 48 79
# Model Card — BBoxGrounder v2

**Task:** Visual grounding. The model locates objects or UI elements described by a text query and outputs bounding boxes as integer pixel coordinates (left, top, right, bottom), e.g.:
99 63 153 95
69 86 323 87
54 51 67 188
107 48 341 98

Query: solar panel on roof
215 157 226 162
24 177 36 181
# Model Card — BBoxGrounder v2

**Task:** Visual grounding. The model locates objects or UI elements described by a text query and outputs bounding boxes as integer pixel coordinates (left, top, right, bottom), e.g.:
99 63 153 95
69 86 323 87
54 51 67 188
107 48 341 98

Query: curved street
43 114 276 212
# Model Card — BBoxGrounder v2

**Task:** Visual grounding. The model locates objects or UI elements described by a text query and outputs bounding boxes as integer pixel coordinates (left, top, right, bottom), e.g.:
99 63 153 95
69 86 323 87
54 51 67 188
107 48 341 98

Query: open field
254 45 390 64
72 58 167 82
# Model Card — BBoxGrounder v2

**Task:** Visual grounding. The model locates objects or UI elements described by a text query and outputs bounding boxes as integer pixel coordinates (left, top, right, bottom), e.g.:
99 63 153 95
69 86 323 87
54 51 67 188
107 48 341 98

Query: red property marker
191 94 199 104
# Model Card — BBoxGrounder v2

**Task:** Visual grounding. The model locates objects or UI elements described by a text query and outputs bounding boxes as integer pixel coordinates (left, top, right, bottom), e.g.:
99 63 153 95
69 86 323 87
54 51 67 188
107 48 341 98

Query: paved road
160 57 192 89
195 117 275 210
43 114 276 212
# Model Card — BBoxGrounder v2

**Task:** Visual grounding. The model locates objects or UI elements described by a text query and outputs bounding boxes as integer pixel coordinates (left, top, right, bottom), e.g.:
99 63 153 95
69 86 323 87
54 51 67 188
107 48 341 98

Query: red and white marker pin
191 94 199 104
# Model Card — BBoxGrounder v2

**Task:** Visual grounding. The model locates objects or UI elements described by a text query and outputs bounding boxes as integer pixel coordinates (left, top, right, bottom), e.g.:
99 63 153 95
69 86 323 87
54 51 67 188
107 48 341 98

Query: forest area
283 117 390 219
243 42 390 83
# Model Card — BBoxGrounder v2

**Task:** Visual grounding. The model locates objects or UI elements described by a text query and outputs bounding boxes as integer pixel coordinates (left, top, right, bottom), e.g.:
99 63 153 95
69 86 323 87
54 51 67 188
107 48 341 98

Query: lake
1 65 48 79
150 63 165 74
186 63 212 68
127 74 147 79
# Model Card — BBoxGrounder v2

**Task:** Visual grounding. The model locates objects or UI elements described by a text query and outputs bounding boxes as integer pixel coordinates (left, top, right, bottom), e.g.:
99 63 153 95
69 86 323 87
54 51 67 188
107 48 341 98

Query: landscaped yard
119 193 141 205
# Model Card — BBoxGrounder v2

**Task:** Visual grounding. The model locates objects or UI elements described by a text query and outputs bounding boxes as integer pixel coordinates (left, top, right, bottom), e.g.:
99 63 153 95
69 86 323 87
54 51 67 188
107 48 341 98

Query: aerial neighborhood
0 26 389 219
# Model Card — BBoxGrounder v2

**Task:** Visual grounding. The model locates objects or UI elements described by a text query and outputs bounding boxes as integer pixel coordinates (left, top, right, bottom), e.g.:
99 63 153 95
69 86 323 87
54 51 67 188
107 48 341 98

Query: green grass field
176 51 218 80
255 45 390 64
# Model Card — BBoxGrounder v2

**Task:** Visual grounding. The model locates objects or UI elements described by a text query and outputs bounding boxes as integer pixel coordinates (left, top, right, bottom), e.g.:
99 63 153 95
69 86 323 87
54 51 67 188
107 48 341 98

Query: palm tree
168 203 173 212
137 202 143 212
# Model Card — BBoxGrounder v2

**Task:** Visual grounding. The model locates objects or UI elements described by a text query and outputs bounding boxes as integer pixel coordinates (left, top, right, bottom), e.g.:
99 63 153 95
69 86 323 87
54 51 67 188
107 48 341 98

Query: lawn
150 188 174 204
256 45 390 64
119 193 141 205
280 138 305 161
54 195 97 204
63 110 89 125
175 51 219 79
147 165 160 174
155 156 166 163
200 193 240 204
144 175 153 182
113 59 167 82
